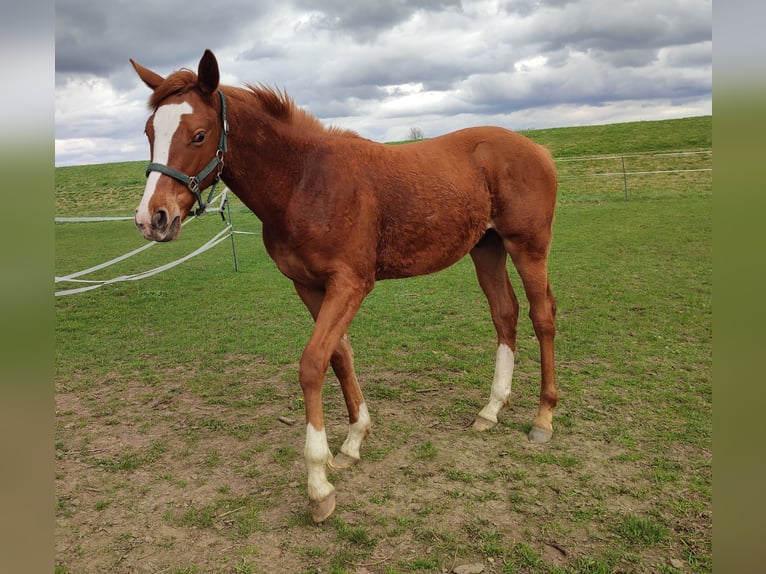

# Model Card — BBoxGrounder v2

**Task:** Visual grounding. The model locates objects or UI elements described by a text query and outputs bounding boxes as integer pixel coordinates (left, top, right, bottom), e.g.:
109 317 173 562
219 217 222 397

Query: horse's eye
192 131 206 144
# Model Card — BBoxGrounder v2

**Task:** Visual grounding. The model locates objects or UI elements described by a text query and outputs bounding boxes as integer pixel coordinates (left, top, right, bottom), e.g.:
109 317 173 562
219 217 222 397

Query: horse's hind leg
505 238 557 443
293 284 371 470
469 231 520 431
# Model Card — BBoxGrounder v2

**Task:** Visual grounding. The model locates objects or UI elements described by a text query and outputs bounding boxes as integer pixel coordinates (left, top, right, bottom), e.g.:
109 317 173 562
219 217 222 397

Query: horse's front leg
328 334 372 470
294 284 372 470
295 277 371 523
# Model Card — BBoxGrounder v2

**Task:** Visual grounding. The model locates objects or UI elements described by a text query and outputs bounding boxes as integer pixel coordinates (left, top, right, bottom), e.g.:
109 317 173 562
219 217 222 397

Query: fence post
621 156 628 200
224 195 239 272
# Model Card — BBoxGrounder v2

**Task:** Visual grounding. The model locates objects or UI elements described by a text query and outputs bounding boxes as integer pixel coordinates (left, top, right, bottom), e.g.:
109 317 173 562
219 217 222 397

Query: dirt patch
56 360 710 573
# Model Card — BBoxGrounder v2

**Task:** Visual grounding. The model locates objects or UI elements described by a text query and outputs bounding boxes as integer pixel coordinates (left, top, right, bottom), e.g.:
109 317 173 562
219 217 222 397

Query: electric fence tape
54 189 248 297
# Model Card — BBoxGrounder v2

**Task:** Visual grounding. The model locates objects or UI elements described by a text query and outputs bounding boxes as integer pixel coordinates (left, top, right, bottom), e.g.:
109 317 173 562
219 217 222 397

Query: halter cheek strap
145 89 229 216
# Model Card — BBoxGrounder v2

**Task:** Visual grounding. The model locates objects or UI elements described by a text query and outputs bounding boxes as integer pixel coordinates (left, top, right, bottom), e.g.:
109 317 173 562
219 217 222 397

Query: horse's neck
222 104 308 223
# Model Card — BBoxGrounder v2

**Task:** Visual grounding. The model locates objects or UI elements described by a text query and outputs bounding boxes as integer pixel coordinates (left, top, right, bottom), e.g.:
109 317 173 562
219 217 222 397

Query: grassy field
55 116 712 573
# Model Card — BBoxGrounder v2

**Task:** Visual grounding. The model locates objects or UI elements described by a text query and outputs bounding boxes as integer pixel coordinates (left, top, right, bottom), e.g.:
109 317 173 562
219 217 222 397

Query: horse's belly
375 209 488 279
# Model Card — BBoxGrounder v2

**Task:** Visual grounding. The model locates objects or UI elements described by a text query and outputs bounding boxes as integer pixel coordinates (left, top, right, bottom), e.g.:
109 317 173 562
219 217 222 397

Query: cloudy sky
54 0 711 167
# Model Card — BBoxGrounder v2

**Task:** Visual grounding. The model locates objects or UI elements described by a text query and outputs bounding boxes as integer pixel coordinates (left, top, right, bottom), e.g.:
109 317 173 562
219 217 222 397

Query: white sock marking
305 423 334 502
477 344 515 423
340 403 370 460
136 102 193 224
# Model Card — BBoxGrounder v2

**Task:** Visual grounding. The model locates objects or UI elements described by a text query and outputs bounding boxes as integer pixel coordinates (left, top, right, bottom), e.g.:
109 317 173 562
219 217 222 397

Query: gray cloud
293 0 463 39
55 0 273 75
55 0 711 166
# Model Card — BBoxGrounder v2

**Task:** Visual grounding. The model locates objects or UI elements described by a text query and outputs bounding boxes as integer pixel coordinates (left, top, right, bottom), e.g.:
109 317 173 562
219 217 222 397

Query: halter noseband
145 89 229 216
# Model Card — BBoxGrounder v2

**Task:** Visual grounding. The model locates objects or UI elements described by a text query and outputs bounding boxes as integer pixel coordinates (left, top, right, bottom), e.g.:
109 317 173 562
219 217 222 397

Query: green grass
55 116 711 574
55 161 148 217
615 513 668 546
521 115 711 157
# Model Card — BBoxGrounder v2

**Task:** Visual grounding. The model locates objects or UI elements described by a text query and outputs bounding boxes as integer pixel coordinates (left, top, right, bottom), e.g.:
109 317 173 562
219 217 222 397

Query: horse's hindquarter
372 126 557 280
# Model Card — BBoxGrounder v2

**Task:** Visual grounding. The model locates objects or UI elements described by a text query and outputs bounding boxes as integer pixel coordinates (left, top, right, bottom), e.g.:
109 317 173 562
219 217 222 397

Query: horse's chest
262 235 321 284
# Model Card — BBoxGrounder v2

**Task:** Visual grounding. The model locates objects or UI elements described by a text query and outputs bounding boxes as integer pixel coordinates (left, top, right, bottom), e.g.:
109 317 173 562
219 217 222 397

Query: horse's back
389 125 556 201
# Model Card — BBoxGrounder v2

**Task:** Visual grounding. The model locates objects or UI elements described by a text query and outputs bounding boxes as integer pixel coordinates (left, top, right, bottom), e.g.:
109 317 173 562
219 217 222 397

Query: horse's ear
130 59 164 90
197 49 220 95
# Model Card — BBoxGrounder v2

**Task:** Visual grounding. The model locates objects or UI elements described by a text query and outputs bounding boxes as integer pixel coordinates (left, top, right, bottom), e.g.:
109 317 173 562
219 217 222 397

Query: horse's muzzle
135 208 181 242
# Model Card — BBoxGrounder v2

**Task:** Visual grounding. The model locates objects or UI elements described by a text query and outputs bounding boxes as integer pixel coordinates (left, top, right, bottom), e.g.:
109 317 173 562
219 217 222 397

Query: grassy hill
520 115 711 157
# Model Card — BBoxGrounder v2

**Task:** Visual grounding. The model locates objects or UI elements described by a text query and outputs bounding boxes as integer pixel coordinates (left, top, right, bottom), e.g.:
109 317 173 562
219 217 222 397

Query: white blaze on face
135 102 193 225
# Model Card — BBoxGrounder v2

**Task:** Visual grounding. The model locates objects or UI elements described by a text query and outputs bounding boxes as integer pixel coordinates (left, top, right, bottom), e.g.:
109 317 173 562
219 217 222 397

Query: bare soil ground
55 356 710 574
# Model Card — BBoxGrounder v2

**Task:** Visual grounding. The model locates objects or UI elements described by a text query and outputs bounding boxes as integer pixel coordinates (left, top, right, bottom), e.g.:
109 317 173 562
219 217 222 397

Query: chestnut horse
131 50 558 523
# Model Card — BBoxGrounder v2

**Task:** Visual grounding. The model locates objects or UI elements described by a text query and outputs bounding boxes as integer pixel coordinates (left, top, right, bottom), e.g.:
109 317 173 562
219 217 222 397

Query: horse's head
130 50 226 242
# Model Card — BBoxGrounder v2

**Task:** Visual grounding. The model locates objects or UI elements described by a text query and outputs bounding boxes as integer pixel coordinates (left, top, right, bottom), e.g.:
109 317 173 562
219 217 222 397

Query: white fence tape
55 190 236 297
558 167 712 180
554 149 712 162
55 227 232 296
56 238 158 283
55 216 134 222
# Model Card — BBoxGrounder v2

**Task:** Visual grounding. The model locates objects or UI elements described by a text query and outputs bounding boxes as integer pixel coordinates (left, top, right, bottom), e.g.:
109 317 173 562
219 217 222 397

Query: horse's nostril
152 209 168 230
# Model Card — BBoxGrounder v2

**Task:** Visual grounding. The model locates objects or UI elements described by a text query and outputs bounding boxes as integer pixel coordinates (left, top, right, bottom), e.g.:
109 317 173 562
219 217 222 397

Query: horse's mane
247 84 359 138
147 69 358 138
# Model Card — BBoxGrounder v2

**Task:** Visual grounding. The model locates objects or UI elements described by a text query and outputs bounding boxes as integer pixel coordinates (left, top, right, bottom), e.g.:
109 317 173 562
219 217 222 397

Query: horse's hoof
528 426 553 444
472 415 497 432
310 491 336 523
329 452 359 470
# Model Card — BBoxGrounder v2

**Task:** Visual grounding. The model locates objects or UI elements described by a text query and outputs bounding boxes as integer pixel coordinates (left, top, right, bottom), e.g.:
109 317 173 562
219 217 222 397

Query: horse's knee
299 352 328 390
529 313 555 341
530 293 556 332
